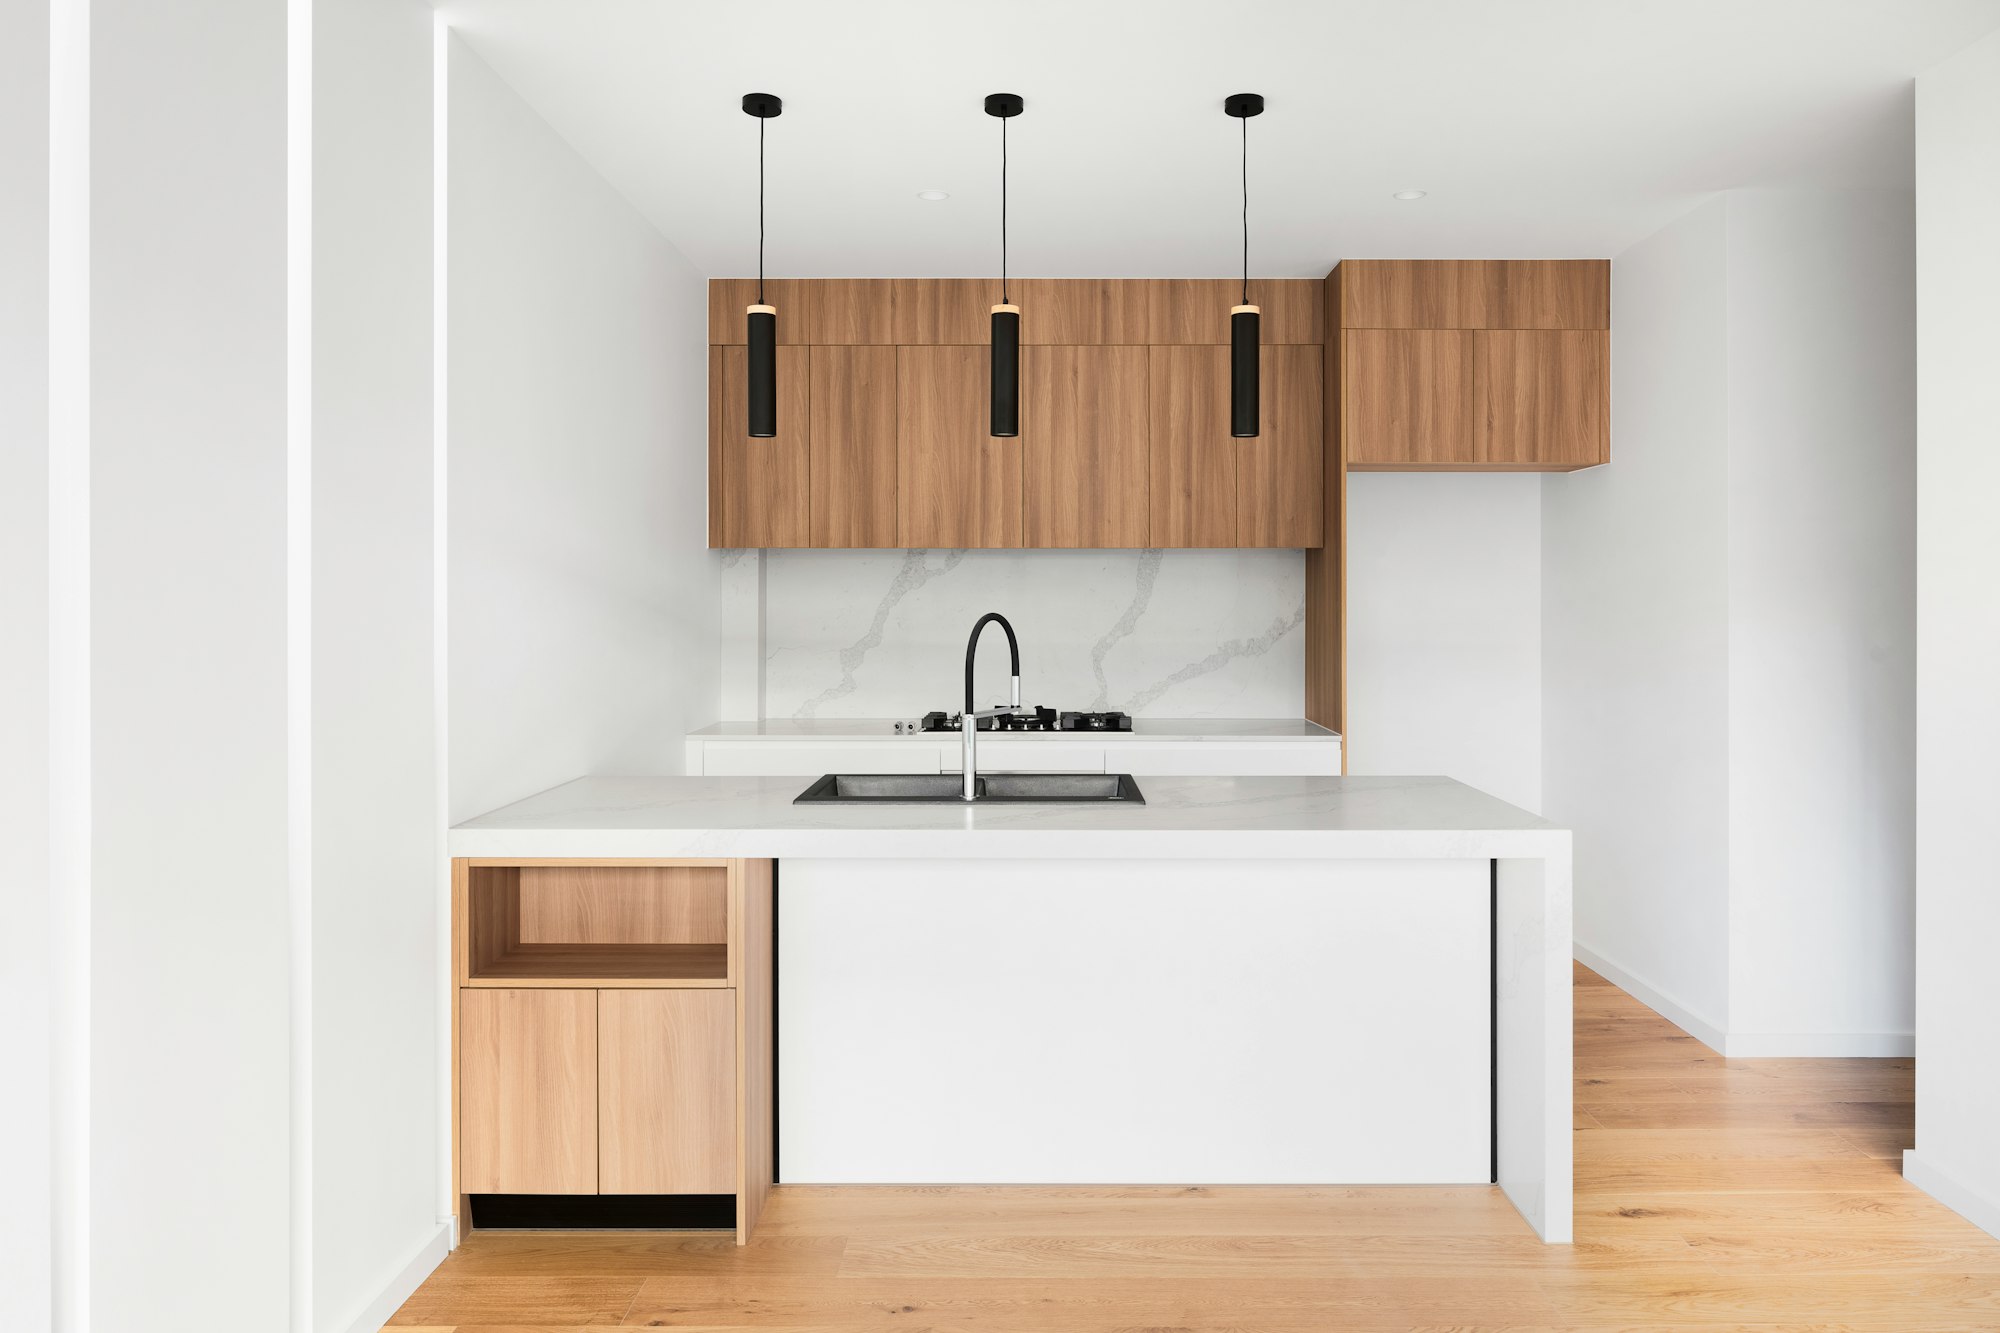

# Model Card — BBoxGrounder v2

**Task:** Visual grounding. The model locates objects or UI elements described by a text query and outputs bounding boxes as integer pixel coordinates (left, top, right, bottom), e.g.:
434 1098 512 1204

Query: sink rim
793 771 1147 805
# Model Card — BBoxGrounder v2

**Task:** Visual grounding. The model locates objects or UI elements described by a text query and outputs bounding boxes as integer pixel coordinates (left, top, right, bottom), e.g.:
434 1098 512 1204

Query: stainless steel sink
794 772 1146 804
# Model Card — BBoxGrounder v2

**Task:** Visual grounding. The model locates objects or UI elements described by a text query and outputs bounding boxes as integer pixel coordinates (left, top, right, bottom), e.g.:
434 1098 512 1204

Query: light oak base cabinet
451 858 775 1243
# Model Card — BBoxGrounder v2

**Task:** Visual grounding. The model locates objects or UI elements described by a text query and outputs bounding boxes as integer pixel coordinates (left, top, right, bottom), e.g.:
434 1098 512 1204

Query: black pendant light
743 92 782 437
986 93 1024 438
1224 92 1263 438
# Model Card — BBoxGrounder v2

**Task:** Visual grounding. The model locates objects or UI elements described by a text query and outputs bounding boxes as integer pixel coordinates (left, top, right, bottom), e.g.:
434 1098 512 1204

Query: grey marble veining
732 548 1306 719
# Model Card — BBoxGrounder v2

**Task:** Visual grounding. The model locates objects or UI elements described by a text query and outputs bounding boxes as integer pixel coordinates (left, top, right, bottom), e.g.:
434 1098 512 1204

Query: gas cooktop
910 708 1133 733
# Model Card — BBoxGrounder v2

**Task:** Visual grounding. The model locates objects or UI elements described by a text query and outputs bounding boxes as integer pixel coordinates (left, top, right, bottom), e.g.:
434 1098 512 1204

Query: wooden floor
390 963 2000 1330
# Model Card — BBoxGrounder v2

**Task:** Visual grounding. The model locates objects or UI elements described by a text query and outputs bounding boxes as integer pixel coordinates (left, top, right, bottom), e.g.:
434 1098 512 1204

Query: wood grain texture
458 988 597 1195
1304 268 1345 740
1144 278 1323 344
707 278 896 344
1146 345 1236 547
463 943 729 986
1009 279 1149 344
808 346 899 546
711 345 811 547
1237 342 1324 548
890 278 992 344
1020 345 1151 547
598 989 737 1195
1474 329 1609 469
518 865 728 946
1342 329 1475 467
1339 259 1609 330
397 962 1981 1331
896 345 1021 547
736 859 777 1244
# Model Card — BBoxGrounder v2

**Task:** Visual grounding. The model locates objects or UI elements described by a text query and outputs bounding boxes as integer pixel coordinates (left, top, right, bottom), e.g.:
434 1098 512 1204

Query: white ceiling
438 0 2000 277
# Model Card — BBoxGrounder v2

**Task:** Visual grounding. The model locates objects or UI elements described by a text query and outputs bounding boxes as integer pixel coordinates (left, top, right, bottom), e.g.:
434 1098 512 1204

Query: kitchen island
450 773 1572 1241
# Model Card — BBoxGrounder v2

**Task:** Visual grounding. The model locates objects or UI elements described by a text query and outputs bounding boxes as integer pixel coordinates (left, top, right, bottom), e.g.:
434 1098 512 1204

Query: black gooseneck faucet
961 612 1024 801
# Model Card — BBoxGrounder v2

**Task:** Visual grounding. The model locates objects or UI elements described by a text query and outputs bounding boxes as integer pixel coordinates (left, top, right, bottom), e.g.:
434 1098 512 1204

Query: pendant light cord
1240 113 1249 305
1001 112 1009 304
758 113 766 304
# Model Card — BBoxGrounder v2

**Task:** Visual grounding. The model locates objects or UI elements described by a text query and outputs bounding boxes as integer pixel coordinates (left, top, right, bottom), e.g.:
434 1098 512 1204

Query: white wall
1545 189 1917 1055
88 2 293 1328
1723 188 1916 1049
746 549 1305 720
1346 474 1543 811
310 2 447 1329
448 34 716 822
1906 26 2000 1240
0 3 53 1328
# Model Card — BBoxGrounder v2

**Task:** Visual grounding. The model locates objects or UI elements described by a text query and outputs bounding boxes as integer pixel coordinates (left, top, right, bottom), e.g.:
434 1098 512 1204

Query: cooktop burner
913 708 1132 733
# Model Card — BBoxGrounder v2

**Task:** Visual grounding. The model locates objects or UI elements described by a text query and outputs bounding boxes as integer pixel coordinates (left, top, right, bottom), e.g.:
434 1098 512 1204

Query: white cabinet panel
941 741 1104 773
1106 742 1341 777
780 857 1491 1183
699 742 948 776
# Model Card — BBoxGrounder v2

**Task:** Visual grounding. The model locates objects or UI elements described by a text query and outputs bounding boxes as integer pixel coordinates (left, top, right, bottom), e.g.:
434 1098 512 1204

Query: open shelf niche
462 862 731 985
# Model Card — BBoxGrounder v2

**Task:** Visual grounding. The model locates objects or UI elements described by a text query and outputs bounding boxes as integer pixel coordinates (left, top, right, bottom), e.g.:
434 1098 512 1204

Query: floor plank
386 963 2000 1331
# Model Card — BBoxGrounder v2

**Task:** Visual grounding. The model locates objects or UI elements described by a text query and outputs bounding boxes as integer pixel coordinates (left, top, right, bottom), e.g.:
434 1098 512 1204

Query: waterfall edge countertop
448 773 1562 860
687 717 1342 742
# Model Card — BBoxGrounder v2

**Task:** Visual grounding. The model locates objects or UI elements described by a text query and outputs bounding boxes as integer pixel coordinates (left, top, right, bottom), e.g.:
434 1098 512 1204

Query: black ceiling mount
1224 92 1265 118
985 92 1025 118
742 92 783 118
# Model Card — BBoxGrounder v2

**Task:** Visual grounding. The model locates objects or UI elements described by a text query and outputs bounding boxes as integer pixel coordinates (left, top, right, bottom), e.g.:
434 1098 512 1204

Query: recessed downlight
1393 189 1428 201
916 189 950 201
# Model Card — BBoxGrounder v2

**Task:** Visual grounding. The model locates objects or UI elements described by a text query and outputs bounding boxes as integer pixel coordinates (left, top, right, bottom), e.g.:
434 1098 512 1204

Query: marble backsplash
715 548 1306 720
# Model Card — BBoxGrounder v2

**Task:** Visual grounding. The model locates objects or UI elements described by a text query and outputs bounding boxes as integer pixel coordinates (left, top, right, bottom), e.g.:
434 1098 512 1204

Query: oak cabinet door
1148 345 1238 547
1237 342 1324 547
1474 330 1609 468
710 345 811 547
1343 329 1475 468
809 346 898 547
1022 346 1150 547
460 988 597 1194
897 345 1022 547
599 989 738 1195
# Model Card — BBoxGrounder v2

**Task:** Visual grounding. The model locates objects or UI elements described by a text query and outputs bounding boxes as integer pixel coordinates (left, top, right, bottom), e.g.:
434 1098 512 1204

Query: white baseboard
335 1221 452 1333
1904 1151 2000 1242
1572 939 1727 1053
1573 940 1915 1057
1725 1030 1914 1058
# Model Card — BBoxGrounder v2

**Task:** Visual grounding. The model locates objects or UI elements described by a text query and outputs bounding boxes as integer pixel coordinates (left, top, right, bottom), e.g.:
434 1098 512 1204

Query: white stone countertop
450 774 1563 861
689 718 1342 742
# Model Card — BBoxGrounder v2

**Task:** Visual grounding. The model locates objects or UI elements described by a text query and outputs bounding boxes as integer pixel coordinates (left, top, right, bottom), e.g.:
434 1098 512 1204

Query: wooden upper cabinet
1010 279 1150 345
707 279 896 344
1149 346 1238 547
1144 280 1324 345
460 988 597 1195
1344 329 1476 468
1474 330 1609 468
1340 260 1608 330
1239 343 1324 547
1022 346 1150 547
809 346 897 546
709 346 810 547
898 345 1021 547
891 279 992 345
1150 344 1323 547
598 989 736 1195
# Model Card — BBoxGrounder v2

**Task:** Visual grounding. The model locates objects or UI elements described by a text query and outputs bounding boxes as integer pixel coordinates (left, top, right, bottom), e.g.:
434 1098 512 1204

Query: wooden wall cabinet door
1474 330 1609 468
598 989 737 1194
897 344 1021 547
709 345 810 547
460 988 597 1194
1238 343 1324 547
809 346 897 546
1343 329 1475 469
1022 346 1151 547
1148 345 1237 547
